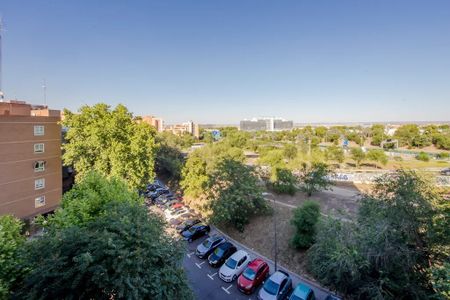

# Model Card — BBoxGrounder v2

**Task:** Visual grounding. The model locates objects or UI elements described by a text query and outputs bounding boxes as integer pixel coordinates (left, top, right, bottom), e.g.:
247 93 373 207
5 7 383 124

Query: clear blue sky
1 0 450 124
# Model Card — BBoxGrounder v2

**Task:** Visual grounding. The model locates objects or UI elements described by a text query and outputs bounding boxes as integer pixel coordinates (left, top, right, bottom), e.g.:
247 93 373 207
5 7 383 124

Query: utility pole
42 79 47 106
0 16 4 101
273 197 278 271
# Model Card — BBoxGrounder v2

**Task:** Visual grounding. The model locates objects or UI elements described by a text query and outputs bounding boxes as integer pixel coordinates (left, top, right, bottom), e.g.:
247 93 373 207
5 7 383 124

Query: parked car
441 168 450 176
165 207 189 220
289 283 315 300
219 250 251 282
176 218 201 233
258 270 292 300
171 202 184 209
208 242 237 268
237 258 270 294
180 223 210 242
196 235 226 259
149 188 171 200
168 218 183 228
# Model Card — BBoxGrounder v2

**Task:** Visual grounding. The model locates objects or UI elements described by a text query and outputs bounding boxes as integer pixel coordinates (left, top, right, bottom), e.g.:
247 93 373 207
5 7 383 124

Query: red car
237 258 270 294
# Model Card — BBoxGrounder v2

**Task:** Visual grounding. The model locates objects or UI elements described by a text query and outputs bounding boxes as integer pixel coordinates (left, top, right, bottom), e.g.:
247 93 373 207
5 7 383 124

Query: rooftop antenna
42 78 47 106
0 16 4 101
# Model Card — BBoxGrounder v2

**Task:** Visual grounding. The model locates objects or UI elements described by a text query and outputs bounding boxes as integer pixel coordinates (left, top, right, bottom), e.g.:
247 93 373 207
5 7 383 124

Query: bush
393 155 403 161
416 151 430 162
290 201 321 249
436 152 450 160
271 168 297 195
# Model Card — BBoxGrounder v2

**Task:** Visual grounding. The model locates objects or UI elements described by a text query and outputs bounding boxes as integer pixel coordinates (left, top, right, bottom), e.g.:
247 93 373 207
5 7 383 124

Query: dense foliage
0 216 25 299
18 202 192 300
7 173 193 300
307 170 449 299
298 162 334 196
155 133 185 181
62 103 157 188
271 168 298 195
206 159 270 232
350 147 365 167
366 149 388 167
41 171 142 229
290 201 321 249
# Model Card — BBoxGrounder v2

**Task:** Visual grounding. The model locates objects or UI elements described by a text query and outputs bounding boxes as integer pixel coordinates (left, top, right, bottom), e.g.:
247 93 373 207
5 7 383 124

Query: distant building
240 117 293 132
165 121 199 138
0 100 62 219
141 115 164 132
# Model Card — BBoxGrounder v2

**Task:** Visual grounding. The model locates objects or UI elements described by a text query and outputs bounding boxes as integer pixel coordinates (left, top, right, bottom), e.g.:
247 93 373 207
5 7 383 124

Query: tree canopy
298 162 334 196
62 103 157 188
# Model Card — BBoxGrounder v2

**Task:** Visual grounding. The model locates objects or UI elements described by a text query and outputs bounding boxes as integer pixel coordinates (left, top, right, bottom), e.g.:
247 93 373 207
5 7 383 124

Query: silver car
258 270 292 300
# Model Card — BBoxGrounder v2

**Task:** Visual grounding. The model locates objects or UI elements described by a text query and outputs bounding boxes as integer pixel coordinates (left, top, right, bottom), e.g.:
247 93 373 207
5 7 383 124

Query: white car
219 250 251 282
165 208 189 220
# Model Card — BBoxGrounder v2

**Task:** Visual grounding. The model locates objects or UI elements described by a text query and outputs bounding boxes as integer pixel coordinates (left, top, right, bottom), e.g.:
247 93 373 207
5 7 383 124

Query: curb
211 225 341 299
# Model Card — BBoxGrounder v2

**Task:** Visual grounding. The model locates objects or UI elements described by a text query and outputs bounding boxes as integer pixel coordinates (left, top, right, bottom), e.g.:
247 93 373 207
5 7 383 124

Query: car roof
248 258 266 270
269 271 288 284
208 235 224 242
229 249 248 260
293 283 313 298
192 223 206 228
217 241 234 249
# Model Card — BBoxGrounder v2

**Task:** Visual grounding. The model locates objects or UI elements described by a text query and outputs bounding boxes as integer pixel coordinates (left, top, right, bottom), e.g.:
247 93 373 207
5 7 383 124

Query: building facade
165 121 200 138
0 100 62 219
240 117 293 132
141 115 164 132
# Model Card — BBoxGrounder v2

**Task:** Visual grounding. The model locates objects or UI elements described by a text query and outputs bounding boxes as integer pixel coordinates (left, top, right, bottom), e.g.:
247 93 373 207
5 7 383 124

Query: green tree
155 143 185 181
207 159 269 232
290 201 321 249
283 143 298 161
258 149 285 169
307 170 448 299
0 216 25 299
394 124 420 147
62 104 157 188
17 202 192 300
299 162 334 197
366 149 388 167
271 168 297 195
314 126 328 141
370 124 385 146
42 171 142 229
326 146 345 163
350 147 366 167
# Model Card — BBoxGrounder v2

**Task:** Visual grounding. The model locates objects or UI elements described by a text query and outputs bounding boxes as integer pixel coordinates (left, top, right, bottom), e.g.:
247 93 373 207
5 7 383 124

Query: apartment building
0 100 62 219
165 121 200 138
141 115 164 132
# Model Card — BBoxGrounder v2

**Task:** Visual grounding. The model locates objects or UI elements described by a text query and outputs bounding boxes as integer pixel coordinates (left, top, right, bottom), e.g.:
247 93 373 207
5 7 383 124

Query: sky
1 0 450 124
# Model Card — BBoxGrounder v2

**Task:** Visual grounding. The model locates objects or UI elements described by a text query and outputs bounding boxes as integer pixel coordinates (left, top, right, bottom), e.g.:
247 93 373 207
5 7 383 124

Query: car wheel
232 275 237 281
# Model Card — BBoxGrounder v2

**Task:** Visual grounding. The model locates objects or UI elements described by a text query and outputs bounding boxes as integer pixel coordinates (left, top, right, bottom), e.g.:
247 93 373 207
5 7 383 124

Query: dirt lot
219 184 362 282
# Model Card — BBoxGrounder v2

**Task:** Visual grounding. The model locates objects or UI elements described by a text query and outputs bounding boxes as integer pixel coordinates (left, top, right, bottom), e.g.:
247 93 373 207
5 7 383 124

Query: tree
370 124 385 146
17 202 192 300
271 168 297 195
0 216 25 299
366 149 388 167
155 143 185 181
350 147 366 167
258 149 285 169
290 201 321 249
299 162 334 197
394 124 420 147
207 159 269 232
62 103 157 189
41 171 142 229
326 146 344 163
283 144 298 161
307 170 448 299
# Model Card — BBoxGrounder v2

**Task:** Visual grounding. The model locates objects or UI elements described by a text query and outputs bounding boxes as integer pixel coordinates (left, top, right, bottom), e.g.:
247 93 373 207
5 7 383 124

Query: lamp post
273 197 278 271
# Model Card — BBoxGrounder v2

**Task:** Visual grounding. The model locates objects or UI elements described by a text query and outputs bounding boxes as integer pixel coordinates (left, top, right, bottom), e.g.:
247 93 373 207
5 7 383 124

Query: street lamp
273 197 278 271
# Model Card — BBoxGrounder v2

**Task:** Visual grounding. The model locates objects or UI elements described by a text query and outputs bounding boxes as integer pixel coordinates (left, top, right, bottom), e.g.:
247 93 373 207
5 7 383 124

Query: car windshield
188 226 198 233
290 294 302 300
202 239 212 248
242 267 256 280
225 258 238 269
213 247 225 256
263 279 279 295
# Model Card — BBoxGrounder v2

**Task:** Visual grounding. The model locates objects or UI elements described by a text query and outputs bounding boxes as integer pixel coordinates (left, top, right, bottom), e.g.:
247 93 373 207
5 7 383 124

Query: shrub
393 155 403 161
436 152 450 160
416 151 430 162
271 168 297 195
290 200 321 249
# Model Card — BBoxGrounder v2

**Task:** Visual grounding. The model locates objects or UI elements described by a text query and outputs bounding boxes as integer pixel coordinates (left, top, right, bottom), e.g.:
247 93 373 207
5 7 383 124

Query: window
35 178 45 190
35 196 46 208
34 143 45 153
34 125 44 136
34 161 45 172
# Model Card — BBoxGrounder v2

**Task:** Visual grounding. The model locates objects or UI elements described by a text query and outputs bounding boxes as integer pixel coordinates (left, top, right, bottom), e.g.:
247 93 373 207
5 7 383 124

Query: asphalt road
182 228 336 300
